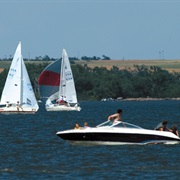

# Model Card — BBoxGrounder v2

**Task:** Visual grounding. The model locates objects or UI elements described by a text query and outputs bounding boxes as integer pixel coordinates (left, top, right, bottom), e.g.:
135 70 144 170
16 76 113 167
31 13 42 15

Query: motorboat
56 121 180 145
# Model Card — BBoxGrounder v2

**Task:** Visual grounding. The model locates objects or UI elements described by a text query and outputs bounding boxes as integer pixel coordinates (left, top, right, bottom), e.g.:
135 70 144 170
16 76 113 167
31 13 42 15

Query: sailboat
38 49 81 111
0 42 39 114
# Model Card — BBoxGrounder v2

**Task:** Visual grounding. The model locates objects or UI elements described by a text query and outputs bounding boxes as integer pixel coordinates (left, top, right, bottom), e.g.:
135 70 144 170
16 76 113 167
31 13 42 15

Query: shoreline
123 97 180 101
101 97 180 101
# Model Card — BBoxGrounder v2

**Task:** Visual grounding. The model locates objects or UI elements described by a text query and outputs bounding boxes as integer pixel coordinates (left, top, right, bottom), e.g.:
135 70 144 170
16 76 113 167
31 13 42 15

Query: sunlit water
0 100 180 179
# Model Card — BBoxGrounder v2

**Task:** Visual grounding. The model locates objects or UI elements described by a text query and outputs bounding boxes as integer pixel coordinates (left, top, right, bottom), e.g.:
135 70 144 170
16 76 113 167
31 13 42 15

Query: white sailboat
45 49 81 111
0 42 39 114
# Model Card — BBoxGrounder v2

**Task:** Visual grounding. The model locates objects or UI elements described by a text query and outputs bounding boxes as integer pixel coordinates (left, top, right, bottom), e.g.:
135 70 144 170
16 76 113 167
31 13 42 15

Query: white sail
59 49 78 104
0 43 22 104
21 57 39 110
42 48 81 111
0 42 39 113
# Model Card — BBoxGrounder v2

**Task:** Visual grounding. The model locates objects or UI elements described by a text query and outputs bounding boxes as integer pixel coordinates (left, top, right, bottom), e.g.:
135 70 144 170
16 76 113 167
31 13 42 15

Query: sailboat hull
0 106 37 114
46 104 81 111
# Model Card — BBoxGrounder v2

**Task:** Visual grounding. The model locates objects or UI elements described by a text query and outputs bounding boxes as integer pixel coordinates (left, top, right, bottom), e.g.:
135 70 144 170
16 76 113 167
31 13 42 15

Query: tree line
0 62 180 100
72 64 180 100
0 54 111 61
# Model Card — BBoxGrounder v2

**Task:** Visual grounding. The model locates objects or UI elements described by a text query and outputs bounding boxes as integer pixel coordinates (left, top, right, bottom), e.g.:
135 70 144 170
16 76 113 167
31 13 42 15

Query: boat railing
96 120 112 127
97 120 143 129
112 121 143 129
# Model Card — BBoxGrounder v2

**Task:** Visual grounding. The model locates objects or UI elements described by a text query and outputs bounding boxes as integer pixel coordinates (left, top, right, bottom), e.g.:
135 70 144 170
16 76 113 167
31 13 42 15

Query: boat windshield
97 121 143 129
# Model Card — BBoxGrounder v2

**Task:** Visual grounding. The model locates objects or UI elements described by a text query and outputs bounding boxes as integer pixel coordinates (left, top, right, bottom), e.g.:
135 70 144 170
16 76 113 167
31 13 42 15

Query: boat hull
56 128 180 145
46 104 81 111
0 106 38 114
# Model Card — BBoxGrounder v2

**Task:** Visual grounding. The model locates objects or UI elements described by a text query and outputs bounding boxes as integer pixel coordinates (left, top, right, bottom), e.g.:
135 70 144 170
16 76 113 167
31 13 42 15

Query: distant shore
101 97 180 101
1 59 180 73
74 59 180 73
123 97 180 101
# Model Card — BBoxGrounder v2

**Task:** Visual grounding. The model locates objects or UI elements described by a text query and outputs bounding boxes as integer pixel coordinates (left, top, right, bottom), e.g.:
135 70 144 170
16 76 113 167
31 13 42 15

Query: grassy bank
74 59 180 73
0 59 180 73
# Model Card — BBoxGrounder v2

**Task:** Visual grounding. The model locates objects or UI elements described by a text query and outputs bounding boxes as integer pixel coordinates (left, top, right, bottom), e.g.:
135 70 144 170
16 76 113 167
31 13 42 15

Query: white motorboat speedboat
56 121 180 145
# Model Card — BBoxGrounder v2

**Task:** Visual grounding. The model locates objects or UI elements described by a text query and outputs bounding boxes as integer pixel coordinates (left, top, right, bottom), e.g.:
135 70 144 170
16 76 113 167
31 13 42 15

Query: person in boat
6 102 11 107
155 120 170 131
56 96 64 104
169 125 179 137
59 96 64 104
57 96 68 106
84 122 90 128
63 96 69 106
108 109 122 122
16 101 23 111
74 123 80 129
63 96 67 103
56 98 60 104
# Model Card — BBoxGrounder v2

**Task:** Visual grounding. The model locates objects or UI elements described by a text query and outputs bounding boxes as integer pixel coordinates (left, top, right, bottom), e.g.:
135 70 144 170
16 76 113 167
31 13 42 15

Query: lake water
0 100 180 179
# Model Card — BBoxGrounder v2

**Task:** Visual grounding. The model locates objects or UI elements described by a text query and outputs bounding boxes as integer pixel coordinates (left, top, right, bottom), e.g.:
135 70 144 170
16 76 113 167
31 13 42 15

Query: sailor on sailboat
0 42 39 114
38 49 81 111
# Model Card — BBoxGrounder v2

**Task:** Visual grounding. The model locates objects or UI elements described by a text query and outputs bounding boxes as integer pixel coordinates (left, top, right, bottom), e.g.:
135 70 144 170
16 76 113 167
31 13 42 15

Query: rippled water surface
0 100 180 179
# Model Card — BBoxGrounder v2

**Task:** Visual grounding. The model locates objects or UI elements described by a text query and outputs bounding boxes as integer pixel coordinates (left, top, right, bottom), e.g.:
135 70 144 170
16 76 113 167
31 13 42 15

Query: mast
59 49 65 98
19 42 23 105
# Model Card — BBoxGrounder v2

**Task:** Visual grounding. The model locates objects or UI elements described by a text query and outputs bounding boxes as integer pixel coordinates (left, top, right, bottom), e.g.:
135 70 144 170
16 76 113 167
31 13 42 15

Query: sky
0 0 180 60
